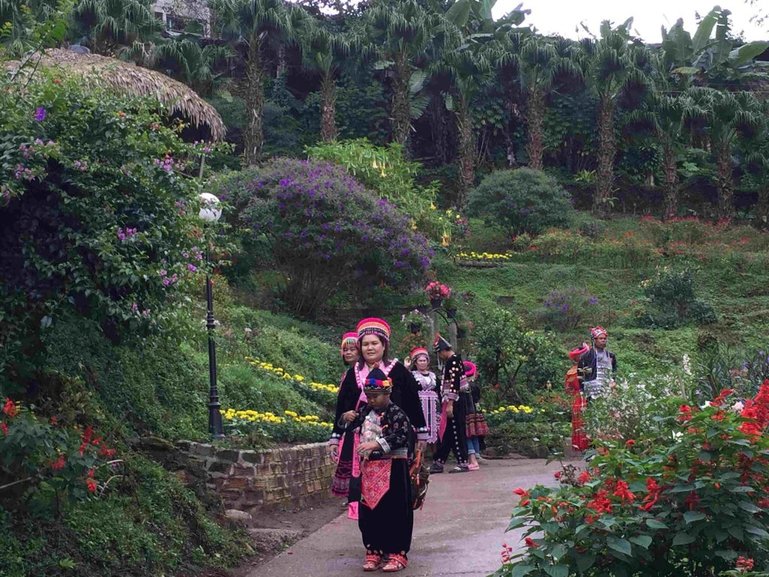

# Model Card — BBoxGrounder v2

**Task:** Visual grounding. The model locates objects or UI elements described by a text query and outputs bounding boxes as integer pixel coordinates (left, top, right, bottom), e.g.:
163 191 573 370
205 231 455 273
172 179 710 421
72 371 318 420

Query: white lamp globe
199 192 222 223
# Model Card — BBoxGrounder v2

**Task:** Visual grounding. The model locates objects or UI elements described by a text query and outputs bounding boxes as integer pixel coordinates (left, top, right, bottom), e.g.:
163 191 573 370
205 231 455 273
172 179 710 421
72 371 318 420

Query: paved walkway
246 458 567 577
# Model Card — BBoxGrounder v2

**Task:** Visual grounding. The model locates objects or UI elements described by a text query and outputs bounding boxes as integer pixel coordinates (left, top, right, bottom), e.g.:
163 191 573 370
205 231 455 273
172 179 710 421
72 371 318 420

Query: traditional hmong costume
431 335 469 472
333 319 428 520
463 360 489 464
566 344 590 451
341 368 413 572
578 326 617 400
409 347 440 444
330 332 363 501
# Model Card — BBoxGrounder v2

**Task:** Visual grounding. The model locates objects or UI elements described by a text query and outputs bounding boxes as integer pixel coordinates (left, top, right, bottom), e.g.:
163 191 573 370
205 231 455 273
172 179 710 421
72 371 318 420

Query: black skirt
358 459 413 555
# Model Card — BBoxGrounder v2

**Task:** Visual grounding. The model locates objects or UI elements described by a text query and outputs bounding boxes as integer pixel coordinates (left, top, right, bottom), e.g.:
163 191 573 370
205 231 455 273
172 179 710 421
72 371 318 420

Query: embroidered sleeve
442 357 462 401
377 405 411 452
399 365 428 440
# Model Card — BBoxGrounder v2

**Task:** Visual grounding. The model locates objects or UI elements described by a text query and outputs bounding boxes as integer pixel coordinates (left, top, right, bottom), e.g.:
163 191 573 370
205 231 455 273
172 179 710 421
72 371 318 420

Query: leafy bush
535 288 601 332
637 266 717 329
467 168 575 235
472 308 563 403
0 73 209 377
305 138 452 240
210 158 433 317
497 384 769 577
485 420 570 458
694 346 769 404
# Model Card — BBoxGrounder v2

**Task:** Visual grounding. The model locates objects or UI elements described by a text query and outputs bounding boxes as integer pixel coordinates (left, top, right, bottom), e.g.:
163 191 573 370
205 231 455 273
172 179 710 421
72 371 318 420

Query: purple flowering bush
210 158 433 317
0 74 215 372
535 288 601 332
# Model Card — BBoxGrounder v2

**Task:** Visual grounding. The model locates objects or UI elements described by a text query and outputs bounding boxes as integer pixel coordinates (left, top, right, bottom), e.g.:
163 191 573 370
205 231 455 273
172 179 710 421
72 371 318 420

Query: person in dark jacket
578 326 617 400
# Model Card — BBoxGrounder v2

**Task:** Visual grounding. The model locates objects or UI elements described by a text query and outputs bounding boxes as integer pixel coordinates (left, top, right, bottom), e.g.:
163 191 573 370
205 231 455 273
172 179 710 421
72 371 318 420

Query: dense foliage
467 168 575 235
210 157 433 317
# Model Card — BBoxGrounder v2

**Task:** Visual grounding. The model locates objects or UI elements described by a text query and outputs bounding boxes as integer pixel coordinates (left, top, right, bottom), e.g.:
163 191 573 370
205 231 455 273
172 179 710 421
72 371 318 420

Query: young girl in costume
408 346 440 447
463 360 489 470
329 332 362 512
339 367 414 572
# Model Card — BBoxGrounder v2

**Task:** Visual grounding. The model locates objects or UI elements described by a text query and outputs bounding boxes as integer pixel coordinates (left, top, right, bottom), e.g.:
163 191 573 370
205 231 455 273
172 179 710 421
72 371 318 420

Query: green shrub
637 266 717 329
210 158 433 317
485 421 570 458
535 288 601 332
467 168 575 235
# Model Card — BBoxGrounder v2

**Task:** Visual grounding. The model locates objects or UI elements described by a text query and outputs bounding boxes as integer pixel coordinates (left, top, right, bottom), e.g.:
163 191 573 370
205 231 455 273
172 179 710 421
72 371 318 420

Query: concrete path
246 458 567 577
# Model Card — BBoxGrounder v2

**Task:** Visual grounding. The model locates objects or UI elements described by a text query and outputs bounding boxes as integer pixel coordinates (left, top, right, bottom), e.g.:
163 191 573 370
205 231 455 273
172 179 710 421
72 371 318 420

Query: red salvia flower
678 405 692 422
524 537 538 548
577 471 591 485
625 439 636 448
51 455 66 471
2 398 18 418
613 480 636 503
85 477 98 493
0 422 8 436
735 556 754 572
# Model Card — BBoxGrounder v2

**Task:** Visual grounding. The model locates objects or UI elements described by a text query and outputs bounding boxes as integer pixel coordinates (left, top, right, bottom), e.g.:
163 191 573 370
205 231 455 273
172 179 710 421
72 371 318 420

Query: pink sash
360 459 393 510
438 400 449 441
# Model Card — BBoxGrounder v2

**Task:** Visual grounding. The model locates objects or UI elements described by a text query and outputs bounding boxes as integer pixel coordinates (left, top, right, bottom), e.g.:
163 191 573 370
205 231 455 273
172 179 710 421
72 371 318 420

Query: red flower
711 410 725 422
577 471 591 485
513 487 529 497
711 388 735 407
613 480 636 503
587 489 613 514
85 477 98 493
678 405 692 422
0 422 8 436
553 471 562 480
524 537 538 548
625 439 636 448
99 446 116 458
51 455 66 471
49 416 58 425
735 556 754 572
2 398 18 418
684 490 700 511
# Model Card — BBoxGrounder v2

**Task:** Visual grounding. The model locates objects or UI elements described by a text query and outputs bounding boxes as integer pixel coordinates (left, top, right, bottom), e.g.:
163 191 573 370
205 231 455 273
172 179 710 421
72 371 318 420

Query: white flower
731 401 744 413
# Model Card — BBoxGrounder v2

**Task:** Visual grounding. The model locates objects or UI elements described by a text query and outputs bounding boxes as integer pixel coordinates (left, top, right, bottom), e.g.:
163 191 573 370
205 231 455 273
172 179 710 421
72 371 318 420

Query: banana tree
580 20 648 216
72 0 161 56
212 0 309 164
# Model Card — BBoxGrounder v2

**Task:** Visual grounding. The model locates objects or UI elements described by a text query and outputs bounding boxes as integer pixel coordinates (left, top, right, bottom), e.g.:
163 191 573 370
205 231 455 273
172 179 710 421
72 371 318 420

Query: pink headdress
463 360 477 378
568 344 590 361
409 347 429 362
590 326 608 339
356 317 391 342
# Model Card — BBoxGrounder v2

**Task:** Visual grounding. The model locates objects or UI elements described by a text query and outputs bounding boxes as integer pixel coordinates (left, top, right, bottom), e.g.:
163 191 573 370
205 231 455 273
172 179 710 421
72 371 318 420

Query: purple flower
34 107 47 122
187 263 197 272
588 296 599 305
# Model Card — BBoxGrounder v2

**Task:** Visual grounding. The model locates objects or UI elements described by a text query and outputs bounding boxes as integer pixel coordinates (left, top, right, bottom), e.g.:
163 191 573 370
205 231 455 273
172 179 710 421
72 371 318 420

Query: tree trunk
319 73 337 142
456 97 475 207
429 98 449 164
593 96 615 217
244 41 265 165
661 140 679 221
755 186 769 229
715 144 734 220
526 87 545 171
391 54 411 147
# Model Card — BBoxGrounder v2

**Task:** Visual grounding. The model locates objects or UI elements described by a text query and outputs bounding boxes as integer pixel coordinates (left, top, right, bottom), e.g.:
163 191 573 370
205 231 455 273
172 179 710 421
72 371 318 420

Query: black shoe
448 465 469 473
428 463 444 474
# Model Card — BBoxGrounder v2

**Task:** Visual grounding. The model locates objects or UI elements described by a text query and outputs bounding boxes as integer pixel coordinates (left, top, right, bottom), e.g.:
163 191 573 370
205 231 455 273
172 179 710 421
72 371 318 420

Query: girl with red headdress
566 343 590 451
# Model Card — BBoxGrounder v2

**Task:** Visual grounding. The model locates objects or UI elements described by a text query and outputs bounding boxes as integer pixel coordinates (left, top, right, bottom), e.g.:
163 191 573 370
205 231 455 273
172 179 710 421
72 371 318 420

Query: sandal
382 553 408 572
363 553 383 571
467 462 480 471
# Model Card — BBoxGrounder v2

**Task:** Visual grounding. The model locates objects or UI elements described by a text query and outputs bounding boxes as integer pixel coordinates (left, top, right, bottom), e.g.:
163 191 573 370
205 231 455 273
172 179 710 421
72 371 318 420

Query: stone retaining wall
177 441 335 513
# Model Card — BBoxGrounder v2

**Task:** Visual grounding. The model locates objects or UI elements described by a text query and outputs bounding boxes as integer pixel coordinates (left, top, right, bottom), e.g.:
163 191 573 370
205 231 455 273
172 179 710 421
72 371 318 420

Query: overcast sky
492 1 767 43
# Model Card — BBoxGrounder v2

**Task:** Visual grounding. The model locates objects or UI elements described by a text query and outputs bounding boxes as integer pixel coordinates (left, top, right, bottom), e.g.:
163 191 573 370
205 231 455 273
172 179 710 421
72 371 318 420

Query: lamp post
199 192 224 439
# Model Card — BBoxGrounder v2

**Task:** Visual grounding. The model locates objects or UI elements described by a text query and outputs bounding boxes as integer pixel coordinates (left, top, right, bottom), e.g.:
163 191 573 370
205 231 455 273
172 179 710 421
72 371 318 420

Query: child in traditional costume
408 346 440 446
463 360 489 470
339 367 414 572
429 334 470 473
565 344 590 451
330 332 362 512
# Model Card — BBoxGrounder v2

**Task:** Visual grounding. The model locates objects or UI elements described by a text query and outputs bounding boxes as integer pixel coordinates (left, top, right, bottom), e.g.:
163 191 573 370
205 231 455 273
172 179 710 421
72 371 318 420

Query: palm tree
685 88 763 220
580 20 647 216
301 26 350 142
212 0 309 164
363 0 437 147
72 0 161 56
515 34 582 170
148 38 231 96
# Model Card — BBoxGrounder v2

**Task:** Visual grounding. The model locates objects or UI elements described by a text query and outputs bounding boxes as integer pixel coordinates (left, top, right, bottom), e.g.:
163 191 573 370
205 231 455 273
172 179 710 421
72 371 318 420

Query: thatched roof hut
7 48 226 141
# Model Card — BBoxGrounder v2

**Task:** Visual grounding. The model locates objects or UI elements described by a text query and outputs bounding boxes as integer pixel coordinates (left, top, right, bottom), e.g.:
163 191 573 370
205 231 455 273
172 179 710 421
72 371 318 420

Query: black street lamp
199 192 224 439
